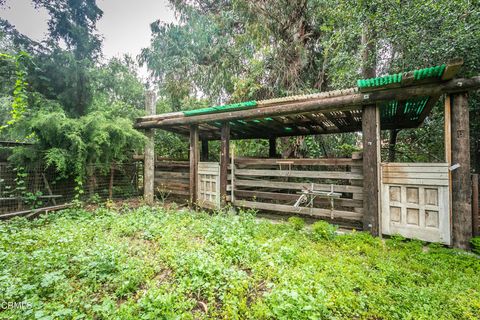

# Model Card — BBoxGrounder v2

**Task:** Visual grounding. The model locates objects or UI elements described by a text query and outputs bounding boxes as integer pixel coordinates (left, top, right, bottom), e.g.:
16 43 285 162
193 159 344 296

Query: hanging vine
0 51 29 131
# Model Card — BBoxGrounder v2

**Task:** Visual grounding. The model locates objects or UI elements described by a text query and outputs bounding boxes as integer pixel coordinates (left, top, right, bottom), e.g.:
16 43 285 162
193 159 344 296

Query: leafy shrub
288 216 305 230
311 220 337 241
471 237 480 254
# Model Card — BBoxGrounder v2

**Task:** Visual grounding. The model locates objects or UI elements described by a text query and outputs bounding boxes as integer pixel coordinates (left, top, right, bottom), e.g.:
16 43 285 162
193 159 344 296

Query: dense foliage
0 2 145 187
141 0 480 164
0 206 479 319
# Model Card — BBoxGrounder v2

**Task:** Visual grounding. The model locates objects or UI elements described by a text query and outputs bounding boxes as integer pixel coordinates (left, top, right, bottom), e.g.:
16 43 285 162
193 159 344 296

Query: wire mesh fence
0 162 142 216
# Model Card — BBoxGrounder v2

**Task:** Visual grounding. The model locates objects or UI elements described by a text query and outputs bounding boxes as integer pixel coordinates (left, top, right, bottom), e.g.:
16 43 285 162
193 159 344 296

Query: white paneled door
381 163 451 245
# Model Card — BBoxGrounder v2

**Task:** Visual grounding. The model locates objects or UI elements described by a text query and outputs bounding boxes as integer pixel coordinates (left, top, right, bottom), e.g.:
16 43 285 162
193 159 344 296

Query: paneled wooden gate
381 163 451 244
197 162 220 209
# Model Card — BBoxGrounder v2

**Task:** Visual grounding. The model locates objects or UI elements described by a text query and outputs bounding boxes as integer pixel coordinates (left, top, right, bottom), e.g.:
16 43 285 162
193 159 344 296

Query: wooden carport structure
136 60 480 249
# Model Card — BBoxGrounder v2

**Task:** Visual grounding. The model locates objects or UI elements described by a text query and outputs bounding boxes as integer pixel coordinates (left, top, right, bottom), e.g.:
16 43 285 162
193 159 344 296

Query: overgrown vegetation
1 206 479 319
2 1 479 171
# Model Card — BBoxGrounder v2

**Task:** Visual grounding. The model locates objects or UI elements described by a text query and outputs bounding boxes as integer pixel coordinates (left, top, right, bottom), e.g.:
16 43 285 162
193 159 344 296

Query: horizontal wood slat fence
229 157 364 226
154 161 190 198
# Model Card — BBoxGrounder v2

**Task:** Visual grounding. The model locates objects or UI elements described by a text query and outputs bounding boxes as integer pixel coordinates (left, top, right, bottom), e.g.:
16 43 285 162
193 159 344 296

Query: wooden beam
450 92 472 249
220 122 230 206
144 91 156 205
362 104 381 236
135 77 480 129
269 138 277 158
442 58 464 80
189 125 199 206
201 139 209 161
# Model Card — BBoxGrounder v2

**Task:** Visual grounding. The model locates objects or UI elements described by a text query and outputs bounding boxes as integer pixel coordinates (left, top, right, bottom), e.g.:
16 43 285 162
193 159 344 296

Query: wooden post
144 91 156 205
362 104 381 236
201 139 209 161
220 122 230 206
472 174 479 237
444 95 453 244
269 137 277 158
450 93 472 249
189 125 199 206
351 152 363 214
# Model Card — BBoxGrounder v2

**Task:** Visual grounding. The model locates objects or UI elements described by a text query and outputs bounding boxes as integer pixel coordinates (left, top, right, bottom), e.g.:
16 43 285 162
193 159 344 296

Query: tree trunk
361 22 376 79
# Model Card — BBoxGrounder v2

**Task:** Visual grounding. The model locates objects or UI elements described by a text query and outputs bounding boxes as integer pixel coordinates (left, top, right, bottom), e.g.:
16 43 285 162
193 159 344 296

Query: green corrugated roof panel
183 100 257 117
357 64 446 90
358 73 402 89
380 97 429 124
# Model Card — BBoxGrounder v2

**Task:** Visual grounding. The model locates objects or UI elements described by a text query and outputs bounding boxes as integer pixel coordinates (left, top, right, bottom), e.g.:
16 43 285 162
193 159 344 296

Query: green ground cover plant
0 205 479 319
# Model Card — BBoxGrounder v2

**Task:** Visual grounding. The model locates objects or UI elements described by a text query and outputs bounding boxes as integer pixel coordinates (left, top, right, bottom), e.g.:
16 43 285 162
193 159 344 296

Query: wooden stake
451 92 472 249
362 104 381 236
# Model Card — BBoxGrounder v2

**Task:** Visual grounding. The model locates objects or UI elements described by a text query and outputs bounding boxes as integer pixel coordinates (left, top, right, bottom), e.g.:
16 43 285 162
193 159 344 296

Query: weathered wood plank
441 58 464 81
235 169 363 180
381 177 449 186
235 157 363 166
381 162 449 167
382 172 448 179
233 179 364 194
382 164 449 175
233 189 363 209
155 180 189 189
234 200 363 221
155 171 190 179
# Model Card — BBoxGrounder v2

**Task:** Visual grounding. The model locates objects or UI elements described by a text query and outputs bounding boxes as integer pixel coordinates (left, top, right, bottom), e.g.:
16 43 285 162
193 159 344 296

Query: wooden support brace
220 122 230 206
189 125 199 206
362 104 381 236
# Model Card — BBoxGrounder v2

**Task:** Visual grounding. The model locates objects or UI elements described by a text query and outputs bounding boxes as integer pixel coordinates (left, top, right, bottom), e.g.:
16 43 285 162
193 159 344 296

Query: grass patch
1 205 479 319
